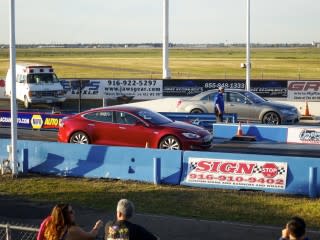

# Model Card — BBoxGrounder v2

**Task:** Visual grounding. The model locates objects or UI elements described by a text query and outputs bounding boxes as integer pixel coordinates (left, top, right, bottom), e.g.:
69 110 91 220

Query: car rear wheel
69 131 90 144
262 112 281 125
24 96 30 109
190 108 203 114
159 135 181 150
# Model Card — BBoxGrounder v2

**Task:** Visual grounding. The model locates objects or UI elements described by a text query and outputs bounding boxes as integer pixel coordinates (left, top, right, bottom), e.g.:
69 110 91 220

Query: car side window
115 112 139 125
84 111 113 123
201 93 216 101
228 92 246 103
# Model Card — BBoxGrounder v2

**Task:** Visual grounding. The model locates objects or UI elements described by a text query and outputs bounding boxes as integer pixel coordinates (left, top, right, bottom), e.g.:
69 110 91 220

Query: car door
224 92 254 120
83 110 117 145
113 111 155 148
200 92 216 113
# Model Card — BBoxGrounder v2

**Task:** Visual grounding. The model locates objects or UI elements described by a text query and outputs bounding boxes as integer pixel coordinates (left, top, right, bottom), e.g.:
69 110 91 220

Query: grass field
0 47 320 79
0 175 320 230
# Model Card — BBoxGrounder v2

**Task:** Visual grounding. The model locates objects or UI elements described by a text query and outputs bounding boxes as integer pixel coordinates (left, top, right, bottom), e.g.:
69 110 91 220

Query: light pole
162 0 171 79
246 0 251 91
9 0 18 176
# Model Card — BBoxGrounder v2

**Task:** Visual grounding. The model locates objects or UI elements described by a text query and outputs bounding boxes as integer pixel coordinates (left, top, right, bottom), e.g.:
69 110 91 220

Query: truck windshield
27 73 59 84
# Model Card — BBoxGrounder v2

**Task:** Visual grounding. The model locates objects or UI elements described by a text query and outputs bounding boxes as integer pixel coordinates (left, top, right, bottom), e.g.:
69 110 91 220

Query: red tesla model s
58 105 213 150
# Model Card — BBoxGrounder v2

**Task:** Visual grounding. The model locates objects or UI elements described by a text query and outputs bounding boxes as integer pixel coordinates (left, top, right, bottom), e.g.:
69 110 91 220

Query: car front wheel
262 112 281 125
159 135 181 150
69 131 90 144
24 96 30 109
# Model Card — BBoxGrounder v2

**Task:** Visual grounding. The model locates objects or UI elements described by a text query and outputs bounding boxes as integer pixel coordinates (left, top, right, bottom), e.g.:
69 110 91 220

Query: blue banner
0 111 68 130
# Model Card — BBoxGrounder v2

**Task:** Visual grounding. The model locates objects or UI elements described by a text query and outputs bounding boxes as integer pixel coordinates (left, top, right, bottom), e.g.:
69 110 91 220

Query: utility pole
162 0 171 79
9 0 18 176
246 0 251 91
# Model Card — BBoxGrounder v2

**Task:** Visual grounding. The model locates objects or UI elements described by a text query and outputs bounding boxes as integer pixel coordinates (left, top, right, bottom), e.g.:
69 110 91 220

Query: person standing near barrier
213 86 225 123
278 216 309 240
38 203 103 240
105 199 158 240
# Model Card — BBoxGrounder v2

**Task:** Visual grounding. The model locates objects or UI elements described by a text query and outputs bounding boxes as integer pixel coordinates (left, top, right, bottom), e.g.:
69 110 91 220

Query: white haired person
105 199 158 240
213 86 225 123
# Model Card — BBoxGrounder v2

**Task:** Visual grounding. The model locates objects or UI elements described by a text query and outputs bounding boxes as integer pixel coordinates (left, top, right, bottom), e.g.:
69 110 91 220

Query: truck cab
5 63 66 108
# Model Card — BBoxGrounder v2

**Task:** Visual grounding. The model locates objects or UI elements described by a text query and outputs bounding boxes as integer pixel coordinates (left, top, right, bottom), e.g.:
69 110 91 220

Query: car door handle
88 123 95 127
119 126 126 129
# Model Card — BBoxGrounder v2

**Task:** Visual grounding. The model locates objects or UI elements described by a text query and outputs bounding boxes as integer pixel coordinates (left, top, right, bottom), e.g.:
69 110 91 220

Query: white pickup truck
5 63 66 108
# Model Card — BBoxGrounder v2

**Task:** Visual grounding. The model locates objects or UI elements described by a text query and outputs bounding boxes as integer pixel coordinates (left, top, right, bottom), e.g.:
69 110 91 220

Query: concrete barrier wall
0 139 182 184
1 138 319 197
212 123 320 144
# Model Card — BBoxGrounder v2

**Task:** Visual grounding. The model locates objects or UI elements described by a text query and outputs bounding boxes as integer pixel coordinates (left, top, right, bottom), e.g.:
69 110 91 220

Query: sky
0 0 319 44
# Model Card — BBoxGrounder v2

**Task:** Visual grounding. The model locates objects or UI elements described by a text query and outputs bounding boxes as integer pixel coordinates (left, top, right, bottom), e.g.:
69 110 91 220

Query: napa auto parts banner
0 111 67 129
186 158 287 189
287 81 320 101
287 127 320 144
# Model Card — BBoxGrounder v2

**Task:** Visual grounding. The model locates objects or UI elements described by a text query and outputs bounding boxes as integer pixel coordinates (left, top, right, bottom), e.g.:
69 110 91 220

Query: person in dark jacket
213 86 225 123
105 199 158 240
278 216 309 240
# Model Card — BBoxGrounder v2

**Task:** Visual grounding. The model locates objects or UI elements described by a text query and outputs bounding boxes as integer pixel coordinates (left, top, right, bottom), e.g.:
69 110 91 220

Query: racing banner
287 127 320 144
162 79 287 97
250 80 287 97
287 81 320 101
103 79 162 99
60 79 163 100
0 111 67 130
186 157 287 189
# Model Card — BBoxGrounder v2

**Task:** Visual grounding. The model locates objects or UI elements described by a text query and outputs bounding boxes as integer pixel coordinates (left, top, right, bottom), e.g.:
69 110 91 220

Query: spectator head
51 203 75 226
218 86 225 93
287 216 306 239
45 203 75 240
116 199 135 219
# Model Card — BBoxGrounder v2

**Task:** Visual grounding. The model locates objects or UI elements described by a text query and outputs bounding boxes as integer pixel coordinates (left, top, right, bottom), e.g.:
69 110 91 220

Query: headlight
28 91 38 97
182 132 201 139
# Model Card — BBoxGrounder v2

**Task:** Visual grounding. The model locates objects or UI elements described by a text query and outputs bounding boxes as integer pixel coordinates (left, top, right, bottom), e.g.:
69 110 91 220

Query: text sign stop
262 163 278 178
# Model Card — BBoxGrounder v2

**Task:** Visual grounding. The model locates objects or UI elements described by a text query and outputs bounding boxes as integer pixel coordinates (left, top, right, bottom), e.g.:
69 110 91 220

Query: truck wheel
24 96 31 109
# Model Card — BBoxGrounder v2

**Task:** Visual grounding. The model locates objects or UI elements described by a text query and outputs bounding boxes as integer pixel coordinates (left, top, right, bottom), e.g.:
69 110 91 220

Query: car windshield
243 91 266 104
137 109 172 125
27 73 59 84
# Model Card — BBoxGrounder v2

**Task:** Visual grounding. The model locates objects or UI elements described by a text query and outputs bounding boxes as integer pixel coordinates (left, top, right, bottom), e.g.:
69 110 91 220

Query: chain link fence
0 223 38 240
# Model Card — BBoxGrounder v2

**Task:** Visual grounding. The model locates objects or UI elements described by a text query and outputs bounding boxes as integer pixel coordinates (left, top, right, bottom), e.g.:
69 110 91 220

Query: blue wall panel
212 124 288 142
0 139 182 184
